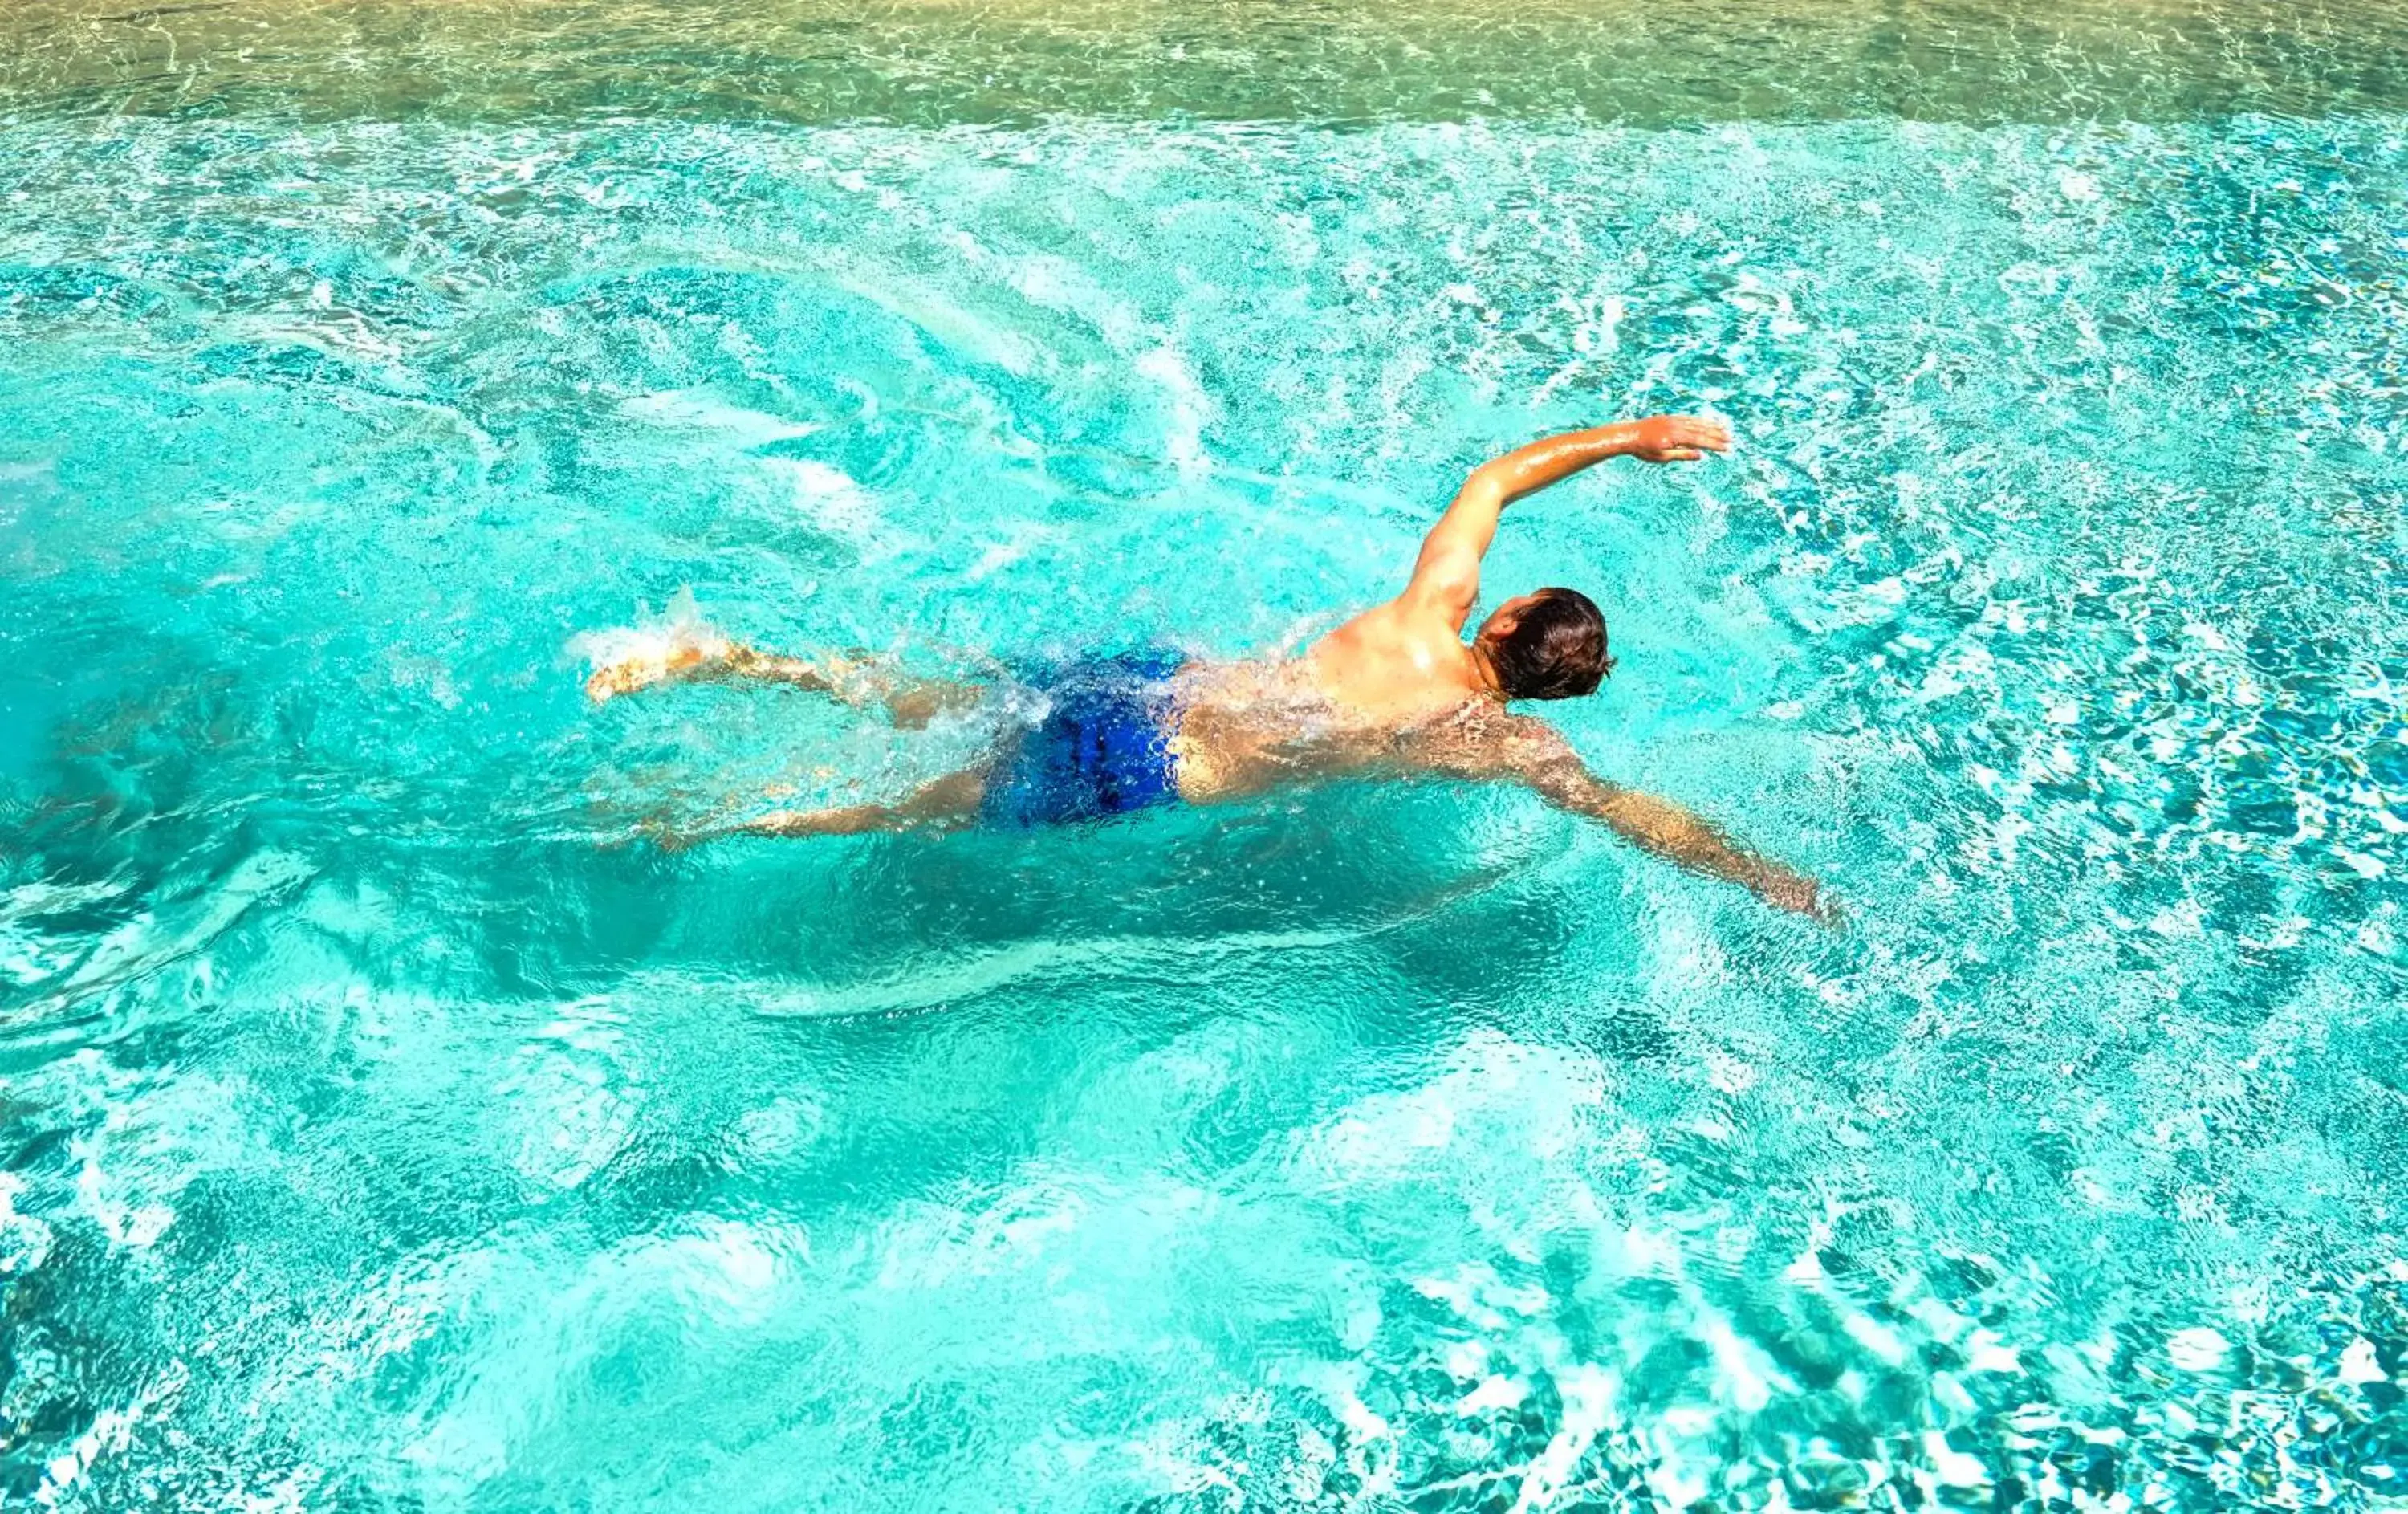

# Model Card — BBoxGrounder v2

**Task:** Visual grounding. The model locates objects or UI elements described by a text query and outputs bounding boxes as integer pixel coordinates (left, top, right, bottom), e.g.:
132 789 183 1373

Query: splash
571 587 735 704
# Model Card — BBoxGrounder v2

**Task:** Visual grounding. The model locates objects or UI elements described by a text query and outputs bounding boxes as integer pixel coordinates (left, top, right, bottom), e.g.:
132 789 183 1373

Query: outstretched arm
1401 414 1732 630
1450 717 1836 924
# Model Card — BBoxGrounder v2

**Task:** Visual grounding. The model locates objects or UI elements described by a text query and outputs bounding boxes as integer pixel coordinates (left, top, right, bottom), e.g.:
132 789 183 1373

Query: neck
1468 643 1508 702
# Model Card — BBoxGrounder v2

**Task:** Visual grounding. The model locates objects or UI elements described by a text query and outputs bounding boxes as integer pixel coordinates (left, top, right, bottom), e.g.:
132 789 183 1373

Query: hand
1621 414 1732 464
1759 871 1844 930
626 813 702 853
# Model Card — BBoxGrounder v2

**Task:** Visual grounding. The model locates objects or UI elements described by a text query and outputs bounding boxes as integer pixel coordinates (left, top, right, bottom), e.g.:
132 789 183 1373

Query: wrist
1597 421 1644 457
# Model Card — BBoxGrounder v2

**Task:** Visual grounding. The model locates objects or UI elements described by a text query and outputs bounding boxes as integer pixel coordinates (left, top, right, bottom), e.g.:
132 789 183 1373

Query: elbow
1455 470 1511 510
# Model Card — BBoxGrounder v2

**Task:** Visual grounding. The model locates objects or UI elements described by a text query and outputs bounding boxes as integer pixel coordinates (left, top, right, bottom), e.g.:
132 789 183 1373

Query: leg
726 649 987 730
653 766 987 849
589 641 984 728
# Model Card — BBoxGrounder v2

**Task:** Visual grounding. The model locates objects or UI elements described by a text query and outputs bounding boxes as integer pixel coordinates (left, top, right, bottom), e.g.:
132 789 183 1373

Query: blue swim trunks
982 649 1186 828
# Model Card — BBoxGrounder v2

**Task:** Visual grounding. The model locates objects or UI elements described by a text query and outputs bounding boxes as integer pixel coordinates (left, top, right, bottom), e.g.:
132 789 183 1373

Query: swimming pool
2 1 2406 1508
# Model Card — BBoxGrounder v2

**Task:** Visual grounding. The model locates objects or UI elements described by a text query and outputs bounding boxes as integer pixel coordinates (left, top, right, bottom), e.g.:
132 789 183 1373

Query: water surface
2 6 2406 1512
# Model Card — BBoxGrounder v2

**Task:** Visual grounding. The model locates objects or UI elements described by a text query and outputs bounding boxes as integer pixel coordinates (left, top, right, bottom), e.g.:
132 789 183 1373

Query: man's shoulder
1397 703 1569 772
1318 596 1430 647
1311 608 1480 685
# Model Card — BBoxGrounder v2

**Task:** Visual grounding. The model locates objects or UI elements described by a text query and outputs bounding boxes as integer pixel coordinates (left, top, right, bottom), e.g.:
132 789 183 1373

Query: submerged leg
653 766 988 849
725 649 988 730
588 642 984 728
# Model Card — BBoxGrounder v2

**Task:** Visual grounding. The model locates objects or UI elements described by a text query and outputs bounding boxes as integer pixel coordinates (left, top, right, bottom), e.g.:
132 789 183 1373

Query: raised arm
1446 716 1836 924
1401 414 1733 629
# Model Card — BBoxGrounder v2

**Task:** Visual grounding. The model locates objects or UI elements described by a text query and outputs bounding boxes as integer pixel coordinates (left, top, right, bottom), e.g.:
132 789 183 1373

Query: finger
1669 446 1704 461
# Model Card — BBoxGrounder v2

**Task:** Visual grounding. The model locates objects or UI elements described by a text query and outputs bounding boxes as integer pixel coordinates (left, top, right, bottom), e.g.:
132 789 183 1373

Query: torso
1165 602 1496 802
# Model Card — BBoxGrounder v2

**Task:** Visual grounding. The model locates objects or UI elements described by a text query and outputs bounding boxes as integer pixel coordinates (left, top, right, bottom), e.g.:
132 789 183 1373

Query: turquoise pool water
4 8 2408 1509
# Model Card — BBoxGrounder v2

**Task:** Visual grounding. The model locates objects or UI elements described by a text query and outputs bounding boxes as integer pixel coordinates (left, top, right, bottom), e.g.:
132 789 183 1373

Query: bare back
1166 603 1492 802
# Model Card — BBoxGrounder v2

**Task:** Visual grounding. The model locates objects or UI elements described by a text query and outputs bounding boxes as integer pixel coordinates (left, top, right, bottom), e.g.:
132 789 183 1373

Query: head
1474 587 1613 701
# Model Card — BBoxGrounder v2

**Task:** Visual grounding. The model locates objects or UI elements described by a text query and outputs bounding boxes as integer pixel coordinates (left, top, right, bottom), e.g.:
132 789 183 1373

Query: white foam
2166 1326 2230 1372
620 388 821 447
567 586 730 676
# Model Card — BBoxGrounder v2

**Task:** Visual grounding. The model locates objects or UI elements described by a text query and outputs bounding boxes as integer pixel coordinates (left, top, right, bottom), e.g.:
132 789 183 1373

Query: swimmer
591 415 1834 922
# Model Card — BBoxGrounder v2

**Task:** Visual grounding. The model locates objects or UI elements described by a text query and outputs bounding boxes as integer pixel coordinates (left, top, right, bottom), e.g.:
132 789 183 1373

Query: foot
584 634 736 704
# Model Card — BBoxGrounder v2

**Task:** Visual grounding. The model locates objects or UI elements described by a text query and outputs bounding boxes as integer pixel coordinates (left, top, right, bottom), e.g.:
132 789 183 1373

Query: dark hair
1485 588 1613 700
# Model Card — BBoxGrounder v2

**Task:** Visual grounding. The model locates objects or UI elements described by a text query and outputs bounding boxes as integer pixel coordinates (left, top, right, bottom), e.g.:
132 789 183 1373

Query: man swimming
589 413 1833 922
